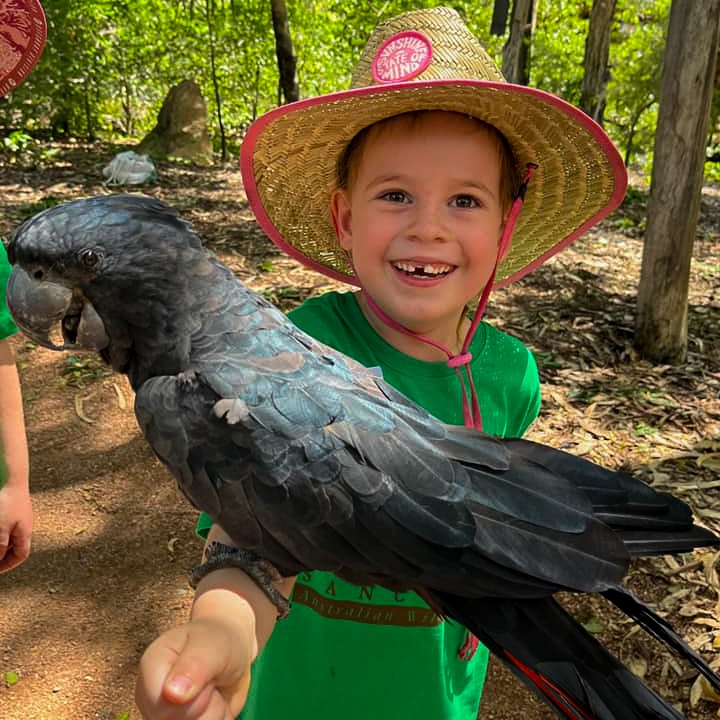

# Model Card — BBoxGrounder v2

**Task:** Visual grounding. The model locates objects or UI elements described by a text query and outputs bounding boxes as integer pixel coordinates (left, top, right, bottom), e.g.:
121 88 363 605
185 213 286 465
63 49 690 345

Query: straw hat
0 0 46 98
241 6 627 288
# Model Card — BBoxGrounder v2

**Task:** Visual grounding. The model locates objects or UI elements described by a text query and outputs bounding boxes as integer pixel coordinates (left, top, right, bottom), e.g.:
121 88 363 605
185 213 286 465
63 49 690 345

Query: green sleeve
197 510 214 539
0 244 17 340
515 347 541 436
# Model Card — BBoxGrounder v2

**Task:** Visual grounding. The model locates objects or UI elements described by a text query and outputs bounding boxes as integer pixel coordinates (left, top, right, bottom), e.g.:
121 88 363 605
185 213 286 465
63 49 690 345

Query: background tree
634 0 720 363
502 0 535 84
490 0 511 35
709 47 720 155
204 0 228 161
270 0 299 104
580 0 617 124
603 1 668 166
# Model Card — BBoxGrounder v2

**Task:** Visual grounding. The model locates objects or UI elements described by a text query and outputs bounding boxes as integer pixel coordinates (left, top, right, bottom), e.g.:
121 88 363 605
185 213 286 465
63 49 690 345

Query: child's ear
330 188 353 251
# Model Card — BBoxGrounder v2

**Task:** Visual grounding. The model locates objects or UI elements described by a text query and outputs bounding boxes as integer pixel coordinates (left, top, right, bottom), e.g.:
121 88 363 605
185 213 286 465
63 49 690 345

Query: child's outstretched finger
136 626 213 719
162 674 248 720
136 617 250 720
161 624 251 714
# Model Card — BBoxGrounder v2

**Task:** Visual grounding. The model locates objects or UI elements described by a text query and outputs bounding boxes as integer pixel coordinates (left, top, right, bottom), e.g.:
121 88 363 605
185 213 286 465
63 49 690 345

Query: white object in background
102 150 157 186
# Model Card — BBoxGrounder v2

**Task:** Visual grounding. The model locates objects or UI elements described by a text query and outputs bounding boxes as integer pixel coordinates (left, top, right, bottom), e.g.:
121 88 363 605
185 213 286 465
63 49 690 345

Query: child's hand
135 589 258 720
0 480 33 573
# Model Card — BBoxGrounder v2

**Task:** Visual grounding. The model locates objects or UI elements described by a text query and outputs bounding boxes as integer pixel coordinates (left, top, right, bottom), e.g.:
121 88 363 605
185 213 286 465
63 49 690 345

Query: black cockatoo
6 194 720 720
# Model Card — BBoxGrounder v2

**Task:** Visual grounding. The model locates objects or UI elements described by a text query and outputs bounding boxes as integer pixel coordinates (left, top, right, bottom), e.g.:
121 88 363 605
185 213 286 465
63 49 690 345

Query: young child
0 243 31 573
0 0 46 572
135 7 626 719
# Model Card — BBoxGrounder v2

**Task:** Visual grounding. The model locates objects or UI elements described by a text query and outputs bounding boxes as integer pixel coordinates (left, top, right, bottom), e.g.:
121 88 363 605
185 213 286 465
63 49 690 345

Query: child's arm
0 337 31 573
135 523 295 720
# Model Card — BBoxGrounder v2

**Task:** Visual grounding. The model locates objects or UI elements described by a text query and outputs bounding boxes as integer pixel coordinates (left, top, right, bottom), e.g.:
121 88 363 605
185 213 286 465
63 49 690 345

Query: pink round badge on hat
0 0 47 97
372 30 433 84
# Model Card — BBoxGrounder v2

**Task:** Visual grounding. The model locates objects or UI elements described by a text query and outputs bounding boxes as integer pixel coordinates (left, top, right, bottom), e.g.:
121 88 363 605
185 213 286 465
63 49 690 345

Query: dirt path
1 146 719 719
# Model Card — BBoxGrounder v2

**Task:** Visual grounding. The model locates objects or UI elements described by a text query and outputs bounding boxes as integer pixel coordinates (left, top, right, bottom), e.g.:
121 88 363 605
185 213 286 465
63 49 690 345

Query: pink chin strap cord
360 164 537 431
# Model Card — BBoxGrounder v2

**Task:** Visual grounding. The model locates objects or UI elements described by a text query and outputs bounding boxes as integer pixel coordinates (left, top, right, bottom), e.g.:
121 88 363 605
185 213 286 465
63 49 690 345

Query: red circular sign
372 31 433 84
0 0 47 97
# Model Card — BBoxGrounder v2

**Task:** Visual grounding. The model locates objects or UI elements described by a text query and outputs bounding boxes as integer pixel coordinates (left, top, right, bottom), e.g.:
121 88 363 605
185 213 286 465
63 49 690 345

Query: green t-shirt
197 290 541 720
0 244 17 340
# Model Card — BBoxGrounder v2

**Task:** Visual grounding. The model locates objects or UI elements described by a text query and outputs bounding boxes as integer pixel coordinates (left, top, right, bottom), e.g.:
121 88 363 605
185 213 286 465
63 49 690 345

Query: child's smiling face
331 111 510 344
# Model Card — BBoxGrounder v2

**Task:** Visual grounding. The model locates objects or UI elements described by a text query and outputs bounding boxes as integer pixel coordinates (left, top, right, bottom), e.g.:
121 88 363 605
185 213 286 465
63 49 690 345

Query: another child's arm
0 337 31 573
135 523 295 720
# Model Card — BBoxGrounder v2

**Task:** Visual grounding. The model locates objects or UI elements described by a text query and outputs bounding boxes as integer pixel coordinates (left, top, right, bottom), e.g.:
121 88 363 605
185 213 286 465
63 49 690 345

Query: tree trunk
83 78 95 142
580 0 617 124
708 46 720 151
491 0 511 36
205 0 226 161
502 0 535 85
634 0 720 364
270 0 299 104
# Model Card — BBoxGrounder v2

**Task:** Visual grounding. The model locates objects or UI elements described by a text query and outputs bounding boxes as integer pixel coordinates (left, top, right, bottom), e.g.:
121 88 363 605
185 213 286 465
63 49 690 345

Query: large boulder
137 79 213 166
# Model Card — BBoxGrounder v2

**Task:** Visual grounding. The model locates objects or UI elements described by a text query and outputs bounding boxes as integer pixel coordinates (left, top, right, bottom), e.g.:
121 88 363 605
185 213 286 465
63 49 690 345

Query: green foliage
606 0 670 166
633 421 657 437
623 186 649 206
1 130 61 165
3 669 19 686
18 196 64 220
534 351 566 370
531 0 671 166
706 162 720 184
581 615 605 634
0 0 682 164
61 356 110 388
532 1 588 103
3 130 33 154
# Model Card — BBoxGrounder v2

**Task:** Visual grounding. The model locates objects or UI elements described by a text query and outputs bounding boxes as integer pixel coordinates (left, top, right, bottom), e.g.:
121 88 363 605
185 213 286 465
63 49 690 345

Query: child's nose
407 203 449 243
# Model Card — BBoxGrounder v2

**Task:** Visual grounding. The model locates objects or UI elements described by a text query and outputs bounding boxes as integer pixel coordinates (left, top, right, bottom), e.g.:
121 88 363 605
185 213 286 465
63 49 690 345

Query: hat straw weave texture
241 6 627 287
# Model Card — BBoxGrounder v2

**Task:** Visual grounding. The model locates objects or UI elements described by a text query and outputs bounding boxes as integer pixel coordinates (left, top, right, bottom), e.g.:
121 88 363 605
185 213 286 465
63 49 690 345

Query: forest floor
1 142 720 720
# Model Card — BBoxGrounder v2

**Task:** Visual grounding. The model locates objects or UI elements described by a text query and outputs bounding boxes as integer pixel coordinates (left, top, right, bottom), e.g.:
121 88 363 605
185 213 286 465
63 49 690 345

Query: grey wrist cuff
188 541 291 619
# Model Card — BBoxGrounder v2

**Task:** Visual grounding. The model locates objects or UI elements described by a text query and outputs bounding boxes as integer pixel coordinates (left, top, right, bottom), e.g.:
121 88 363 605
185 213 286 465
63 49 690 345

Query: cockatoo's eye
79 248 99 268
